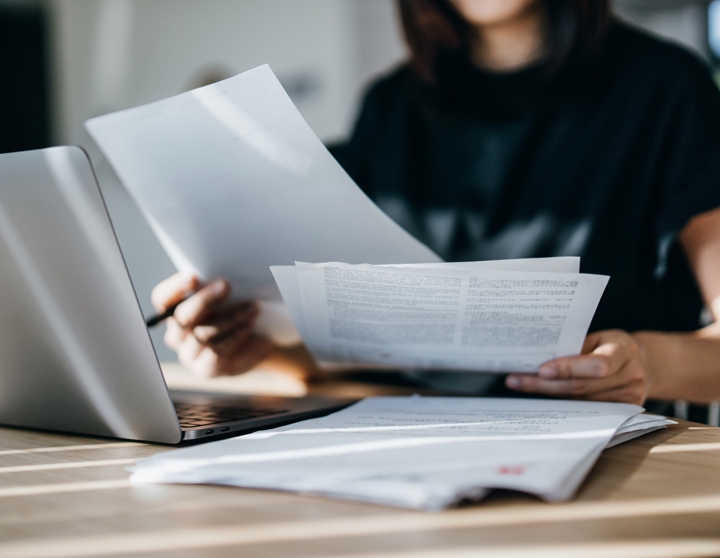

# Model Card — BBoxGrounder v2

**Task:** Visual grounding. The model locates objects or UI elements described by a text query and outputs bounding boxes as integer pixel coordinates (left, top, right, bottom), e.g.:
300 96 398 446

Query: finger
193 318 251 345
506 375 581 395
191 302 258 343
506 366 636 396
173 280 230 328
163 318 189 351
539 331 634 380
204 322 254 351
538 355 612 379
204 300 259 322
186 322 261 377
151 273 200 312
177 333 205 369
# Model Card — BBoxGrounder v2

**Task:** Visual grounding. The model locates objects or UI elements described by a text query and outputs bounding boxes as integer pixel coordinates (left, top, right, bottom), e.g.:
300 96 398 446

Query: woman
152 0 720 406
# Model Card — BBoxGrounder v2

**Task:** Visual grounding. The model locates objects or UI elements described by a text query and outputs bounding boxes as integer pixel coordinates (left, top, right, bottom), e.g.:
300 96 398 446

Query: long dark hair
397 0 612 82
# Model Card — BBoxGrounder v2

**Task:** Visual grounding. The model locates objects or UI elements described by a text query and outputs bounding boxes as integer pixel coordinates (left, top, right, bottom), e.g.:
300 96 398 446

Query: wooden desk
2 379 720 557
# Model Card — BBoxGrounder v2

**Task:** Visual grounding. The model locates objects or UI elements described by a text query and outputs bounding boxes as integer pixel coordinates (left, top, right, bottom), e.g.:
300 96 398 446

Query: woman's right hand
151 273 273 378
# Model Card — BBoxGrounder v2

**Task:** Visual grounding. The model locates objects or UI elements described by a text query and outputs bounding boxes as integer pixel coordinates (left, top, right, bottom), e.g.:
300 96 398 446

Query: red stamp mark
498 466 525 475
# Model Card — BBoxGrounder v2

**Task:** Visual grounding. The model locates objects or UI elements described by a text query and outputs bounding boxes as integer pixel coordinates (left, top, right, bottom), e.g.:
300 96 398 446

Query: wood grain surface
1 378 720 557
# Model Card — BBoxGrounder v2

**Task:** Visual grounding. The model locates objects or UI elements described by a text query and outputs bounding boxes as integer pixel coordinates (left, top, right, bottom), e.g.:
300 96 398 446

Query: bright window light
711 0 720 59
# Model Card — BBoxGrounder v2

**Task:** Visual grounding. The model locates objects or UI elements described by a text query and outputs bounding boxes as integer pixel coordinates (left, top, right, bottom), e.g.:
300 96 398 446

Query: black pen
145 298 187 328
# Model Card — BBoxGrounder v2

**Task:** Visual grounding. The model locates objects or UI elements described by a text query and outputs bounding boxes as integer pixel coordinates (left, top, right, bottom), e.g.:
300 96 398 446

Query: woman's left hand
504 330 651 405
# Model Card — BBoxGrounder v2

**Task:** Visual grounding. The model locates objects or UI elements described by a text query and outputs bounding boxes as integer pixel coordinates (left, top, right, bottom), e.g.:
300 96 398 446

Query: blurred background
2 0 719 360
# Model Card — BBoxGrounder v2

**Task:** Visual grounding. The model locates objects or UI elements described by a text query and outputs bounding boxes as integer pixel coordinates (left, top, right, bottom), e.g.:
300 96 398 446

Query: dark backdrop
0 3 51 154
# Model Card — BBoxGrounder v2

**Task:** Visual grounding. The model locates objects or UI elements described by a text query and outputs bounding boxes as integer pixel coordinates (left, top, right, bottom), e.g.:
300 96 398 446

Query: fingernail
212 281 226 296
506 376 521 388
539 366 558 378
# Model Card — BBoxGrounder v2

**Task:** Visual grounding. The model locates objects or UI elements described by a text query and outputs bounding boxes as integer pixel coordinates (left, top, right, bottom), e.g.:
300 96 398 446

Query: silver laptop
0 146 350 443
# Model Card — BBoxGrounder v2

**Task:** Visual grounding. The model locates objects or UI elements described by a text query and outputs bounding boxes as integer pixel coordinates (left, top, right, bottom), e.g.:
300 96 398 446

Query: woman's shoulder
330 64 414 186
605 20 714 89
362 64 413 99
354 64 417 125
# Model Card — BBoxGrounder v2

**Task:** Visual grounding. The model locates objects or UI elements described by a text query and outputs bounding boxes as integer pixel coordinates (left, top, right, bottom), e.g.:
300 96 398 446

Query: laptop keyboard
173 402 287 429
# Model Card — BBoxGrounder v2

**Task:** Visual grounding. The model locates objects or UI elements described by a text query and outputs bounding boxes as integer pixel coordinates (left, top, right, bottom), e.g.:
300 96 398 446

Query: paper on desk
85 65 440 341
271 260 608 372
606 414 677 448
130 397 666 511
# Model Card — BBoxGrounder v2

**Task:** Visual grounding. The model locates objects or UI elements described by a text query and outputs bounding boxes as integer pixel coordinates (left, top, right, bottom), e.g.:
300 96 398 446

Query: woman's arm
634 327 720 403
506 206 720 405
640 205 720 402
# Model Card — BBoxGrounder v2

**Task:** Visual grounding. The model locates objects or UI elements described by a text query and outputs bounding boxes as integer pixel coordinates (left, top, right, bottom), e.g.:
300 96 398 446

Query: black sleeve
327 81 386 198
654 59 720 273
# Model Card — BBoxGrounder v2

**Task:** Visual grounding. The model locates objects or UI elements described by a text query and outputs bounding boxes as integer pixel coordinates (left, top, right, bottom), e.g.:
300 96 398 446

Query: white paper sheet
605 414 677 448
85 65 440 339
271 257 580 351
130 396 662 511
272 261 608 372
385 257 580 273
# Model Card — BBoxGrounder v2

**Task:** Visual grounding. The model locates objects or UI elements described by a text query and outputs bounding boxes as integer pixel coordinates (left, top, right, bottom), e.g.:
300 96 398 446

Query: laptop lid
0 146 182 443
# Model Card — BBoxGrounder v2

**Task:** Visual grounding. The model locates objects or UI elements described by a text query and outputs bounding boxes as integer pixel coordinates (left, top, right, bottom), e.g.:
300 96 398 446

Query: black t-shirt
331 21 720 334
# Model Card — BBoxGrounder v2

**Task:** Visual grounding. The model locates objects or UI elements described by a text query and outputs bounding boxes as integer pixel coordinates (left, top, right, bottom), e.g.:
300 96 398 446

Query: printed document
130 397 674 511
271 260 608 372
85 65 439 339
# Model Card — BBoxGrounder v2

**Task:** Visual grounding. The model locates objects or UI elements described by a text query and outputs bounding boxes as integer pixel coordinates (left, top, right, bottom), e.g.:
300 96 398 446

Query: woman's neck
469 6 546 72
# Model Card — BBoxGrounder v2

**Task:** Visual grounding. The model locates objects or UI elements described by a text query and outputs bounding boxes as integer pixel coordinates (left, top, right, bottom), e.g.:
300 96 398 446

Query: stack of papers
272 259 608 372
85 65 440 342
130 397 675 511
85 64 609 368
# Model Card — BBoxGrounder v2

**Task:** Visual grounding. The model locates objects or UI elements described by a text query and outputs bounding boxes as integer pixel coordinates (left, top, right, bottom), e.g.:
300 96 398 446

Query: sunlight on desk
2 494 720 557
2 394 720 557
651 442 720 453
320 540 720 558
0 479 131 499
0 442 143 457
0 458 136 475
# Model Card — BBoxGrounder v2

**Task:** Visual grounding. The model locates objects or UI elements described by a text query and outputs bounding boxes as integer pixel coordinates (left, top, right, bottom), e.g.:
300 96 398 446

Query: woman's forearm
635 325 720 403
259 328 720 402
260 343 320 381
